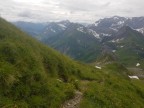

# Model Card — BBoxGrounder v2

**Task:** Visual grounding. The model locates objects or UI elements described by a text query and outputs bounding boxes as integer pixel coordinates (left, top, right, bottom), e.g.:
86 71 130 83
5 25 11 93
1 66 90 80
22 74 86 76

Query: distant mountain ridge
14 21 47 39
88 16 144 37
13 16 144 67
102 26 144 67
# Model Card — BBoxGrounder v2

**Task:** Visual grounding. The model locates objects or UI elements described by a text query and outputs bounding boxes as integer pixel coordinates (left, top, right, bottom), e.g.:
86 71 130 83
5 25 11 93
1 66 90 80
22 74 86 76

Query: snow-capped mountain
13 16 144 65
39 20 71 39
40 20 101 40
40 21 101 62
13 16 144 41
88 16 127 36
88 16 144 37
103 26 144 66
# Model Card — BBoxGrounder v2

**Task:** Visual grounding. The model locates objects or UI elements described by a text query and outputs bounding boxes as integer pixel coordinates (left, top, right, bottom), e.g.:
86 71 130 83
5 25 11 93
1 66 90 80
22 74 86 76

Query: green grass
80 63 144 108
1 17 144 108
0 18 95 107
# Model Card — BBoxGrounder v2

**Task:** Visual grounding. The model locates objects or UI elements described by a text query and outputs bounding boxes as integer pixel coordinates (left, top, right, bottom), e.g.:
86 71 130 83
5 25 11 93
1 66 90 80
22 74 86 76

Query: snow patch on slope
136 63 140 67
95 66 102 69
128 75 139 79
58 24 67 30
135 28 144 34
117 21 125 25
94 21 100 26
110 27 118 31
113 16 119 20
112 50 116 53
50 29 56 33
120 46 124 48
101 33 111 36
111 38 124 43
88 29 100 39
77 27 85 33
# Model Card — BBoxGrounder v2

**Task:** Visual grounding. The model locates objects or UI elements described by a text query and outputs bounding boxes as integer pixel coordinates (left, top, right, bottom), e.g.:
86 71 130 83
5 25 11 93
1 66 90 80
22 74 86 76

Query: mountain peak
112 16 122 20
114 26 133 37
119 26 132 32
59 20 70 24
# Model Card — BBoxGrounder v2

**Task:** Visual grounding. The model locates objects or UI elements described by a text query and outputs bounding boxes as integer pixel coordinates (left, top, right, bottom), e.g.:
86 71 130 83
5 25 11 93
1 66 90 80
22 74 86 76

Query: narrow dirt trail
61 91 83 108
61 80 91 108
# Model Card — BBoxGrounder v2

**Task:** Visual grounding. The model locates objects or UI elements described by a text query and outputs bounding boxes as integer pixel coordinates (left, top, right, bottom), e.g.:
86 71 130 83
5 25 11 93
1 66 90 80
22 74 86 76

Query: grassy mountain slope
80 63 144 108
104 26 144 68
0 18 98 108
1 18 144 108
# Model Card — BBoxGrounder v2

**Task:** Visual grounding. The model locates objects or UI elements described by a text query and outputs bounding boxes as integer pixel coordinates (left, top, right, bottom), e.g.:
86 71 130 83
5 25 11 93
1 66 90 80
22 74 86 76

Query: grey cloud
54 0 111 11
0 0 144 23
102 2 111 7
18 11 33 18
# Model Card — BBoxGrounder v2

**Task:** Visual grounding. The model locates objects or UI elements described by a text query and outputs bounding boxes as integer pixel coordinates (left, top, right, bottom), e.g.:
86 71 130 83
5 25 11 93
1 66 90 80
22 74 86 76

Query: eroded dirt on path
61 80 92 108
61 91 83 108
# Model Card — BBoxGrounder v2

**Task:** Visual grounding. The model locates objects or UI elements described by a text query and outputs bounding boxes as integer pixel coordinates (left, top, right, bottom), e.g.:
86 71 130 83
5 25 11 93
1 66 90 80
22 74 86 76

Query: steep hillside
1 18 144 108
0 18 98 108
14 21 102 62
80 63 144 108
42 23 101 62
104 26 144 67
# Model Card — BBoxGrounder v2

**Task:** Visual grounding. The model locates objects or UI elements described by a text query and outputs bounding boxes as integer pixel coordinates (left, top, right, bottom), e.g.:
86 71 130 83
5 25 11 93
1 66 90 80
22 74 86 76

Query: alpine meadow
1 0 144 108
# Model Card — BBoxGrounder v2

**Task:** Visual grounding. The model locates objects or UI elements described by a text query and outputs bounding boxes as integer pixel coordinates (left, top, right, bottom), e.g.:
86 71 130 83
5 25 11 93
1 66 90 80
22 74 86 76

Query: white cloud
12 0 44 3
0 0 144 23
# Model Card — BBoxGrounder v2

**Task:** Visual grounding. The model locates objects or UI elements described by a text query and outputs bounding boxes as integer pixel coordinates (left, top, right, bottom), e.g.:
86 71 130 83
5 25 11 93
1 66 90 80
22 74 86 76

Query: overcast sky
0 0 144 23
